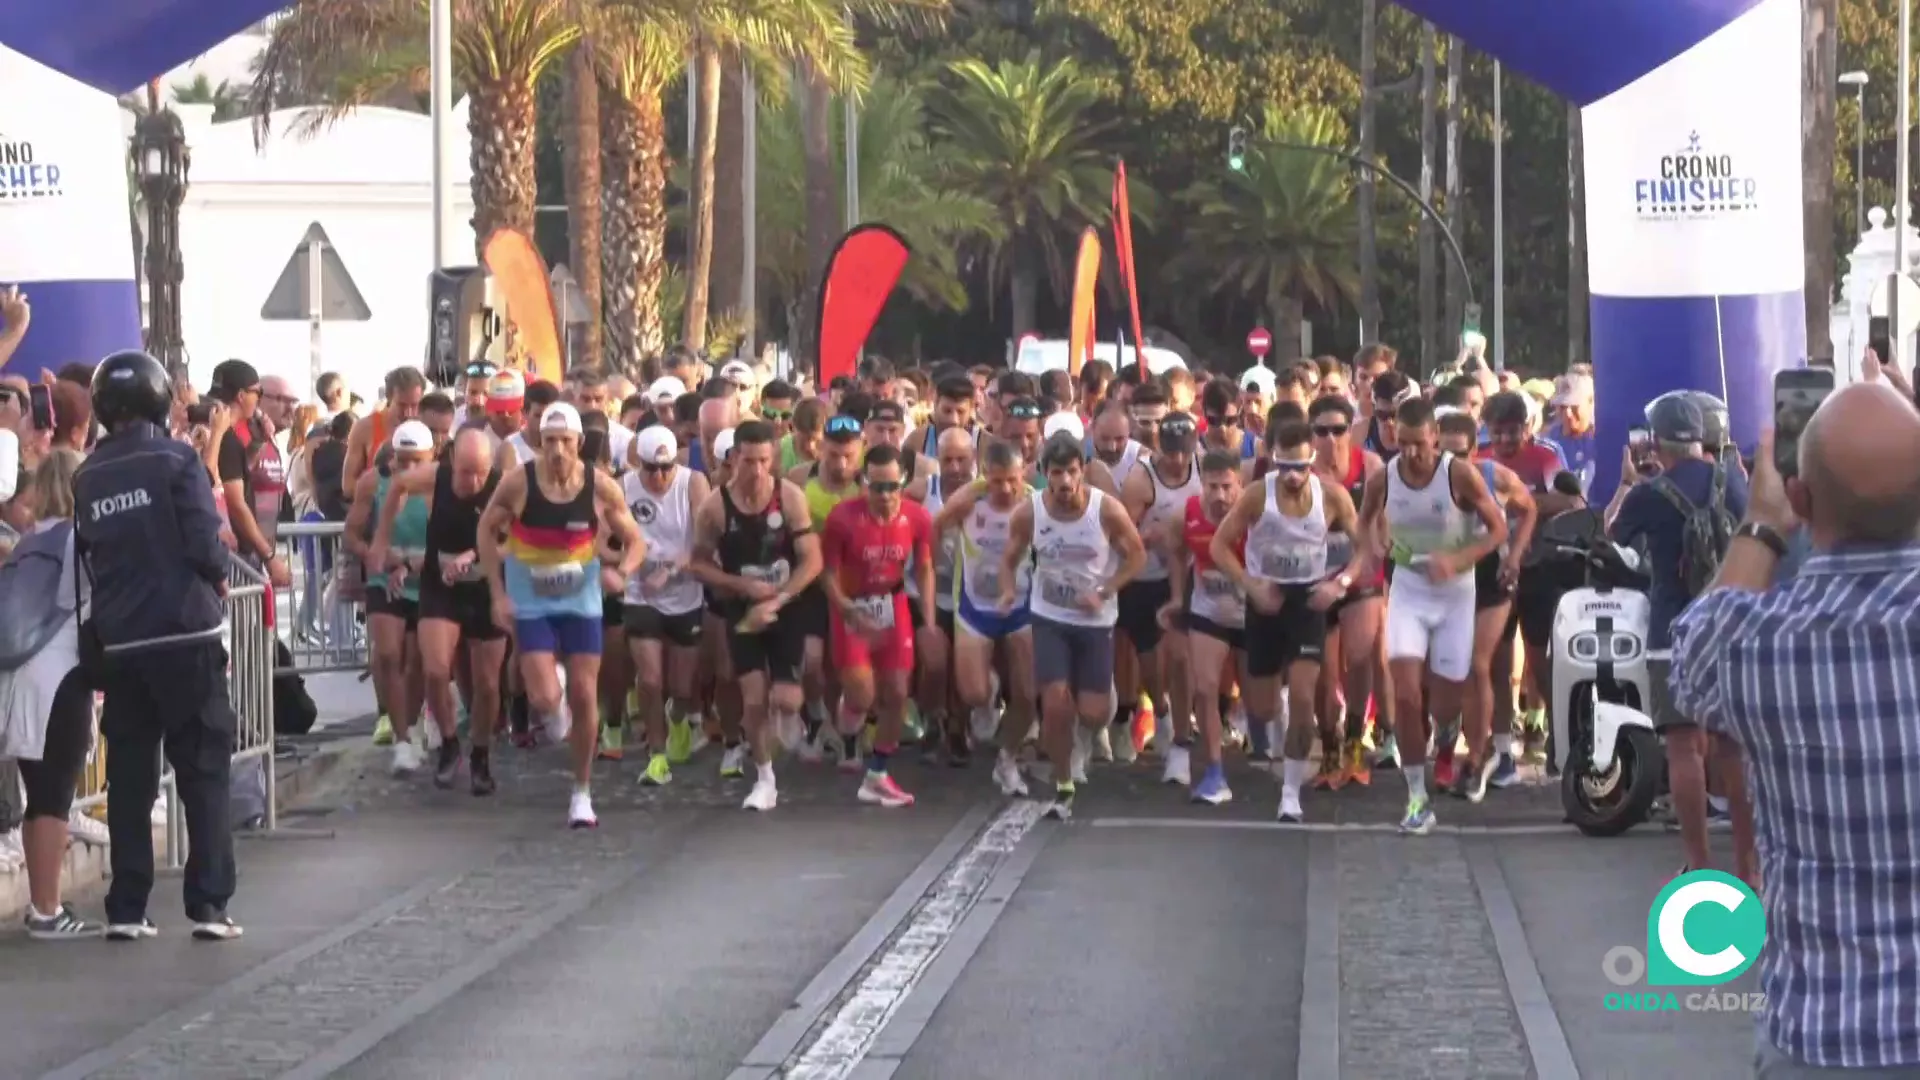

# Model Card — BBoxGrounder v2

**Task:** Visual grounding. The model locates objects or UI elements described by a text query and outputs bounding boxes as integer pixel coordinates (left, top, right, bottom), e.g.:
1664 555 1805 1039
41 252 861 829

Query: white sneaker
1278 788 1305 823
542 704 572 745
1112 722 1138 764
567 791 597 829
1092 725 1113 762
742 778 778 811
775 710 806 754
797 728 826 765
1070 727 1091 784
1161 744 1191 787
993 754 1029 797
67 809 111 847
720 744 747 777
969 705 1000 745
422 720 443 752
391 742 424 776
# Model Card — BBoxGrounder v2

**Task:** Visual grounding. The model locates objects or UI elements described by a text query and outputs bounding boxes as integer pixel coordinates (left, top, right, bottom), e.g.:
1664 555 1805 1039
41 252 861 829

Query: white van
1013 338 1188 378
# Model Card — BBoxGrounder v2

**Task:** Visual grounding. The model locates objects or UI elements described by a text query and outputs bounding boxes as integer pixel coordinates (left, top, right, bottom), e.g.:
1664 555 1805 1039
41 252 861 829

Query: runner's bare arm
1101 493 1149 595
816 502 855 615
1159 515 1190 612
1119 460 1153 522
343 470 381 559
595 471 647 577
929 480 979 536
1497 464 1539 556
906 454 939 501
1088 459 1120 498
1358 468 1389 576
366 465 427 567
1210 481 1263 591
785 462 813 487
1322 482 1367 581
685 493 739 594
682 471 713 567
1448 457 1508 565
476 466 528 598
913 509 937 629
781 480 823 599
999 499 1034 592
341 416 372 493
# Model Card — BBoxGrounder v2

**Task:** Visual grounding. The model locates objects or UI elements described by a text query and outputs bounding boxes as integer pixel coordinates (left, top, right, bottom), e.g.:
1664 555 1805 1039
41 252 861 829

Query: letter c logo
1658 880 1748 979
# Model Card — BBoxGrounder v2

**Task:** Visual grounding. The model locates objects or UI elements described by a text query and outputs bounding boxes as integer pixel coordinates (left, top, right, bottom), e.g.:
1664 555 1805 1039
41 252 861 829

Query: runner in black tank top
421 453 503 635
717 484 807 687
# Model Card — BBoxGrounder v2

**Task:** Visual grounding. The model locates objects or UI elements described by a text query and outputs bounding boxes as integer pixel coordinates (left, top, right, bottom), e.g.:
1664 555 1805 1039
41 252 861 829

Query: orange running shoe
1343 743 1372 787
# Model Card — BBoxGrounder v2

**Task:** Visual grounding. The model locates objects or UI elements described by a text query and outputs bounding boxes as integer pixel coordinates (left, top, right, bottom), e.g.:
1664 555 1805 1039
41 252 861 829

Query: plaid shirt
1670 544 1920 1069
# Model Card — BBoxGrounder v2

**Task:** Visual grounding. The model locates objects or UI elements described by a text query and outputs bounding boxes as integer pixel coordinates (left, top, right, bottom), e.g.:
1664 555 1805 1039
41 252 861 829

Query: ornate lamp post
131 106 190 378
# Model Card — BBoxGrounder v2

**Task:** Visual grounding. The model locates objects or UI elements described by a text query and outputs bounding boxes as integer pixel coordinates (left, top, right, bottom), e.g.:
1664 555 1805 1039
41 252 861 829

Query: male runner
1357 397 1507 833
623 425 711 787
1308 394 1390 786
690 420 821 811
1154 449 1246 798
345 420 435 775
368 427 507 793
1089 400 1144 484
820 445 935 808
913 426 972 763
342 366 428 492
478 404 647 827
932 437 1037 796
910 376 980 458
791 413 867 765
1116 410 1200 764
999 435 1147 820
1213 420 1365 821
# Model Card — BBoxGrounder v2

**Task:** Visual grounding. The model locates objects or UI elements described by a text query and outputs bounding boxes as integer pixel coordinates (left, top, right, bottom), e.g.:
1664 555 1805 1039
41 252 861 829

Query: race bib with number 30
851 594 895 629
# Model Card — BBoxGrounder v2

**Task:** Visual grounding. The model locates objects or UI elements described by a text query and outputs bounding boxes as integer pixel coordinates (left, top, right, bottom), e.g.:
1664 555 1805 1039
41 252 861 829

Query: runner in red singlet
820 444 935 808
1310 394 1391 787
1153 450 1247 796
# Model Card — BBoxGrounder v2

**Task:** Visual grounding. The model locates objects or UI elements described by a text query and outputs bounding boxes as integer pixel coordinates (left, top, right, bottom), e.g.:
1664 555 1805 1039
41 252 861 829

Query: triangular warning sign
260 223 373 321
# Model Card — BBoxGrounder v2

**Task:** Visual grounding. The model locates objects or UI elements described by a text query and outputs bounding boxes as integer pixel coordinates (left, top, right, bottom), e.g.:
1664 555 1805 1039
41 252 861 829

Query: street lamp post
131 106 190 380
1841 70 1870 235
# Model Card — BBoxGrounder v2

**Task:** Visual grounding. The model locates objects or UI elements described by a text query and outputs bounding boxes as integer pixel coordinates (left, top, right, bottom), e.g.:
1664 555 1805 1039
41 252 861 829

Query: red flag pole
1111 160 1148 378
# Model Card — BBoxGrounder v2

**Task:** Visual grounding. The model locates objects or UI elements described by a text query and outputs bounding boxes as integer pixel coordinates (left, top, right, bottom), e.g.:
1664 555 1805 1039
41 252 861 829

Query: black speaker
426 267 501 385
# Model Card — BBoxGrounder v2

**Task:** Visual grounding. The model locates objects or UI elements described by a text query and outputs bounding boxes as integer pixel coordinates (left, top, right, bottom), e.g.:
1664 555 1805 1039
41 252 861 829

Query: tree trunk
1010 238 1039 342
1567 102 1589 367
466 78 541 254
682 39 722 351
1357 0 1381 343
561 50 604 372
1443 36 1464 352
1416 24 1438 374
713 54 746 336
1274 295 1305 369
1802 0 1838 360
797 63 839 365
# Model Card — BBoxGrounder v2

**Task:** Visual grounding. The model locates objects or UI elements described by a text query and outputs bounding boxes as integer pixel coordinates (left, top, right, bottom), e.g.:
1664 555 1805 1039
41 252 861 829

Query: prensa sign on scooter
1599 870 1766 1015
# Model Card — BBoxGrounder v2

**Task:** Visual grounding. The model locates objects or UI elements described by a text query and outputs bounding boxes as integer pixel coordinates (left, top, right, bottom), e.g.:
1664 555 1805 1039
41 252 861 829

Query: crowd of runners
340 345 1595 834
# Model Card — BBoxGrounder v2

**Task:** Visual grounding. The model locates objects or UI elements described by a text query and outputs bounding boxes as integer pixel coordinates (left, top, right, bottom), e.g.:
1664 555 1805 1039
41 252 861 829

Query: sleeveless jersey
803 464 862 536
909 473 960 613
1246 472 1330 585
622 465 703 616
1029 488 1117 628
1183 495 1245 628
1384 452 1472 585
1136 455 1199 582
716 483 799 616
423 457 499 588
957 481 1033 612
502 462 602 619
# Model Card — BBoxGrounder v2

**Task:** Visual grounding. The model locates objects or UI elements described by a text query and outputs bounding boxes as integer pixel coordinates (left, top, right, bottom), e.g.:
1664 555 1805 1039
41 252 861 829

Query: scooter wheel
1562 727 1665 837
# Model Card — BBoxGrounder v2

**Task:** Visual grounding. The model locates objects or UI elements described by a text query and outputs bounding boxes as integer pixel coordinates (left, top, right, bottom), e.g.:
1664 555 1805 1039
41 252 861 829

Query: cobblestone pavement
0 732 1757 1080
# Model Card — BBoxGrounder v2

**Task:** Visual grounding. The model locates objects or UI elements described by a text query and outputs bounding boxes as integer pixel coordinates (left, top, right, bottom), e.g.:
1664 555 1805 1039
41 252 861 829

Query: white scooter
1528 511 1666 836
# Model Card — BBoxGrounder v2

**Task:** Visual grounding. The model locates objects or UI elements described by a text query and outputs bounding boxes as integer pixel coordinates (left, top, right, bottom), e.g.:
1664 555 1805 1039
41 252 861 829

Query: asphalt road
0 737 1763 1080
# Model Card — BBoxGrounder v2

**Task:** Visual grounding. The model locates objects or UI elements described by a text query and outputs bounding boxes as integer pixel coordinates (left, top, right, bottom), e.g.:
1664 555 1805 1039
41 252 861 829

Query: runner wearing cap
479 369 526 445
477 402 648 828
346 420 438 779
1543 371 1597 495
718 360 758 414
368 427 508 794
621 425 711 787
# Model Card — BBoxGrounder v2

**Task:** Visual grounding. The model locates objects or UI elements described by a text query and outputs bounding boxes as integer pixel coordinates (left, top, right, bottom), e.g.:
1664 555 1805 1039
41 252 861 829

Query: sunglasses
642 462 676 474
1272 459 1313 472
464 363 497 378
1312 424 1349 438
1160 420 1196 437
760 408 792 422
1206 413 1241 427
1006 402 1043 420
867 480 903 495
825 415 863 436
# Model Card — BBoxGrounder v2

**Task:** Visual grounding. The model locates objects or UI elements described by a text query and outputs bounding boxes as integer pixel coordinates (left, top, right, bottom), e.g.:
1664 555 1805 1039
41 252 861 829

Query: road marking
778 800 1046 1080
1087 816 1652 837
1297 832 1341 1080
1465 844 1582 1080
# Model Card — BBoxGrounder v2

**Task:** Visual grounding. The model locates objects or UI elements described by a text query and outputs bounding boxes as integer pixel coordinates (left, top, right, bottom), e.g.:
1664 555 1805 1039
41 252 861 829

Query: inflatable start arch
1 0 1803 494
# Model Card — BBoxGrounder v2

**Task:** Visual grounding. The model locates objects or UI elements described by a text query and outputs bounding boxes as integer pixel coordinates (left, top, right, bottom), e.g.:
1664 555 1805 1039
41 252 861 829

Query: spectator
314 372 349 421
285 404 324 520
0 449 101 937
208 361 290 587
49 381 91 454
1670 382 1920 1075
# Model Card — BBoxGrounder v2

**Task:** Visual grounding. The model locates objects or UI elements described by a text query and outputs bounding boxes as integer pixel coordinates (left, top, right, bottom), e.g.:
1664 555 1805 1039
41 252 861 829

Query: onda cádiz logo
0 133 64 200
1634 132 1757 223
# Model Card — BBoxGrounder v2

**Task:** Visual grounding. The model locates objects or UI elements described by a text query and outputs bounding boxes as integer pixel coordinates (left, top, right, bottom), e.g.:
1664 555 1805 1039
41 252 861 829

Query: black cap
209 358 260 398
869 401 906 426
1159 411 1198 447
1647 395 1705 444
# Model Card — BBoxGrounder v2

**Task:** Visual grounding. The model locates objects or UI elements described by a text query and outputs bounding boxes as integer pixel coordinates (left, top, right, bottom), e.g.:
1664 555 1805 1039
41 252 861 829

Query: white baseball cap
719 360 756 387
1042 412 1085 442
647 376 687 404
711 427 737 461
391 419 434 452
633 425 677 465
541 402 584 436
1240 365 1277 393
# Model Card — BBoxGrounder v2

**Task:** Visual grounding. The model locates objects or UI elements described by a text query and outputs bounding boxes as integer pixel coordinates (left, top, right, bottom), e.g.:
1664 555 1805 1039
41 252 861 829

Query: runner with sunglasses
1307 395 1391 788
1153 449 1248 802
791 412 869 767
621 426 712 788
1116 411 1201 768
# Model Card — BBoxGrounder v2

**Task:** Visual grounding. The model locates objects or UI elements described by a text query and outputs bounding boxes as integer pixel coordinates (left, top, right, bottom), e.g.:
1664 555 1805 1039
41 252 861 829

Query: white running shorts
1383 575 1475 682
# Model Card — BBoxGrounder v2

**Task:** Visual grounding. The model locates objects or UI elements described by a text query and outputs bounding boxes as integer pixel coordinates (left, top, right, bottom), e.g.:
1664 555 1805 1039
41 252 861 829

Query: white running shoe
775 710 806 753
391 742 424 776
1070 726 1091 784
993 753 1029 797
1113 721 1138 764
1278 788 1305 823
742 778 778 811
67 809 111 847
149 790 170 827
542 704 572 744
969 705 1000 745
797 728 826 765
1092 725 1113 762
720 744 747 777
1161 744 1191 787
567 791 597 829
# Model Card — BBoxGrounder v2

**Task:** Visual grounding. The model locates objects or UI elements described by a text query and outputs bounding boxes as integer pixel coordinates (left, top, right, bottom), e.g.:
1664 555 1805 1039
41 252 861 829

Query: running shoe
434 738 461 789
1371 733 1401 771
372 714 394 746
1092 724 1114 763
665 717 695 764
1162 743 1191 787
776 709 808 754
1071 726 1092 784
1247 720 1272 763
1398 795 1436 836
105 918 159 942
1111 717 1138 765
597 722 625 761
969 705 999 745
1433 748 1457 790
641 753 672 786
719 744 747 778
1190 764 1232 806
541 705 571 745
470 747 496 796
1466 755 1497 804
1311 755 1344 790
25 904 103 940
903 700 925 744
1045 785 1075 821
191 915 244 942
567 791 598 829
993 753 1029 797
946 728 972 768
1278 788 1305 824
1342 743 1372 787
742 778 777 811
391 741 423 776
1490 753 1520 789
858 772 915 808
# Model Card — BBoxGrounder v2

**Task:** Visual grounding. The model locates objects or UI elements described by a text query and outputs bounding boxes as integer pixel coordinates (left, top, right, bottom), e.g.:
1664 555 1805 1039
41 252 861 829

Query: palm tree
591 9 681 370
1173 106 1360 369
561 48 605 370
756 74 1000 334
171 74 251 121
251 0 584 256
928 53 1113 339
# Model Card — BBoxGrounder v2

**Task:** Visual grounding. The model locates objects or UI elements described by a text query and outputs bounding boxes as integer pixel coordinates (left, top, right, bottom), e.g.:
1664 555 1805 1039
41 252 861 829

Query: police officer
74 350 243 942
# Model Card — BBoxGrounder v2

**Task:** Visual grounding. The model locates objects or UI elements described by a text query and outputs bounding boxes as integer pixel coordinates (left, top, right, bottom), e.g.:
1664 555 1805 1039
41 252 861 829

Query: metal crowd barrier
274 520 368 676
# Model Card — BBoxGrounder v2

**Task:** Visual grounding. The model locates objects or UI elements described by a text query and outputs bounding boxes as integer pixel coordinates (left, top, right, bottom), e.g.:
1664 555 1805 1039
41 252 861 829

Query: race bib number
438 551 480 583
851 594 895 629
638 558 682 592
972 562 1004 600
1199 570 1240 600
743 559 791 587
395 546 427 573
1258 545 1324 582
529 562 585 598
1039 569 1093 609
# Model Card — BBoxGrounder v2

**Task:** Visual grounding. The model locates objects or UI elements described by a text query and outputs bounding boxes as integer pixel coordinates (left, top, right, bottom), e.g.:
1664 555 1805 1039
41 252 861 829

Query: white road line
1087 816 1647 837
783 800 1046 1080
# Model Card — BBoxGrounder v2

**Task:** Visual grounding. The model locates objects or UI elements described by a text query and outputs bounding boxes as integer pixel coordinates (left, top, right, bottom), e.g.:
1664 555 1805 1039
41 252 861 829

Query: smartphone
1773 368 1835 478
27 384 54 431
186 402 215 427
1627 427 1650 452
1869 315 1892 366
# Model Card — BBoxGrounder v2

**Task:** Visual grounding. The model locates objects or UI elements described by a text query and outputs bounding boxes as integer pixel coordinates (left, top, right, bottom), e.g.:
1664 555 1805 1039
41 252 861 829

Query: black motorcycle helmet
91 349 173 430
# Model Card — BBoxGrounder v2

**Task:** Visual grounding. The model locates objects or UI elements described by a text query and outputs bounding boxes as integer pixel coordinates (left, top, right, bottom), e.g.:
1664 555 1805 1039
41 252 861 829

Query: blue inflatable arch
2 0 1803 495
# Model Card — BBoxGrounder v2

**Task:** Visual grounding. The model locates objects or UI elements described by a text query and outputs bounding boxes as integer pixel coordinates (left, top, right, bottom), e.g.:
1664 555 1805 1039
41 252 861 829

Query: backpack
1650 465 1736 598
0 522 77 672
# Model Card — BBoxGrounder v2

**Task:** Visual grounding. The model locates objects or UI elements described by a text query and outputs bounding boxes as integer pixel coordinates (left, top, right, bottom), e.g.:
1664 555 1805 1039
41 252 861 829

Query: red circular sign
1246 327 1273 358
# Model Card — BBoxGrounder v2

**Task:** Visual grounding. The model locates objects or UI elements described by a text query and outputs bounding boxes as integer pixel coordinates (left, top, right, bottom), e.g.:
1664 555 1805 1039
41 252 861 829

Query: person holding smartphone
208 360 291 588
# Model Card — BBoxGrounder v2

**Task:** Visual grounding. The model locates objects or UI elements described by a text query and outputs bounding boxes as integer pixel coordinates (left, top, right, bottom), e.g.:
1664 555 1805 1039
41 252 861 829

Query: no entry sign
1246 327 1272 358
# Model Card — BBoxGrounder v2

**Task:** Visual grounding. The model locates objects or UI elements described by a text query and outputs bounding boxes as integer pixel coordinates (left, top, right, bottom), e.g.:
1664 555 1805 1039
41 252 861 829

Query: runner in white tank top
622 464 703 617
1114 420 1202 765
1356 404 1506 835
619 428 713 787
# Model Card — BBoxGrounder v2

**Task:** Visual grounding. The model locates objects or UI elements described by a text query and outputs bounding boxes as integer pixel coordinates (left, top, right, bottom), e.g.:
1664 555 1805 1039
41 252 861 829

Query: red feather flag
815 225 910 388
1111 160 1147 377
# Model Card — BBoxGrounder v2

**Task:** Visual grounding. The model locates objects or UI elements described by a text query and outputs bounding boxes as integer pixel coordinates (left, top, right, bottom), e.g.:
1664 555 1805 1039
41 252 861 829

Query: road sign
1246 327 1272 358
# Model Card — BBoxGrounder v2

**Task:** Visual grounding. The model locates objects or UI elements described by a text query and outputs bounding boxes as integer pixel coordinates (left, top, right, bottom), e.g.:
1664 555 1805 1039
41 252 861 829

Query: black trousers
100 642 237 925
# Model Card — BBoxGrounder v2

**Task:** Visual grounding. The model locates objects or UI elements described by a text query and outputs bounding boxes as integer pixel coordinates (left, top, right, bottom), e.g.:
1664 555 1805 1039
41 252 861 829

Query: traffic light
1227 126 1248 172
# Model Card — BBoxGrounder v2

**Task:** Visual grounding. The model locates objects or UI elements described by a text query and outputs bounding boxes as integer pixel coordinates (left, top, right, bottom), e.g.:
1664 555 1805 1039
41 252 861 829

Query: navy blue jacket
73 422 229 653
